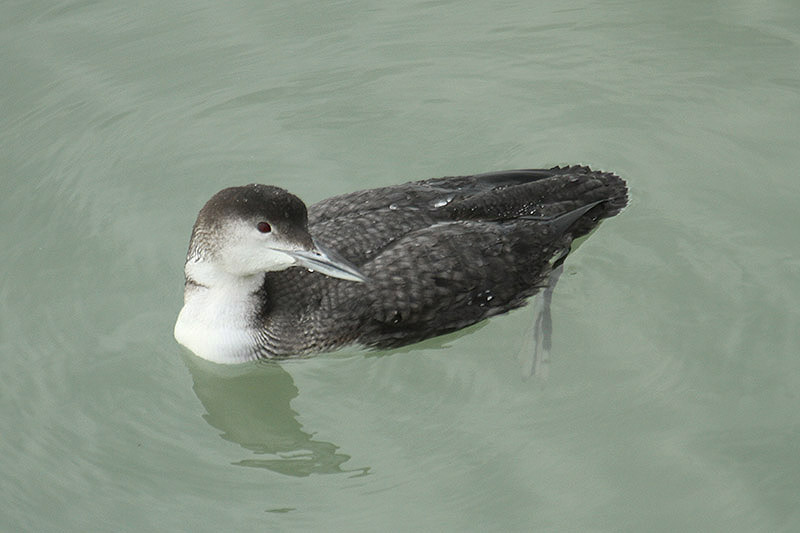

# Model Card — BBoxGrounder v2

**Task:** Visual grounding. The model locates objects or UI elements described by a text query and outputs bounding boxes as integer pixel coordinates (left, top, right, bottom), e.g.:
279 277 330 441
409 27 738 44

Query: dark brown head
184 184 367 281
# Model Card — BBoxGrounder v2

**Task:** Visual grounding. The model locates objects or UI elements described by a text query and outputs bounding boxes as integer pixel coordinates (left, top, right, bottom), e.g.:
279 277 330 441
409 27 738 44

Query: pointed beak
287 239 369 283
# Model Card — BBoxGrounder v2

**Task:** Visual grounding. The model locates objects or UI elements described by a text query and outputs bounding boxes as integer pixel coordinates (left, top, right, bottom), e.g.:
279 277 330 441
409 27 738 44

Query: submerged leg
521 262 564 378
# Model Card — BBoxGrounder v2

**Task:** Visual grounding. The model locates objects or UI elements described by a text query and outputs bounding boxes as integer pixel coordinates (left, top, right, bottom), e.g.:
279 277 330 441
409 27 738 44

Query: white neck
174 260 265 363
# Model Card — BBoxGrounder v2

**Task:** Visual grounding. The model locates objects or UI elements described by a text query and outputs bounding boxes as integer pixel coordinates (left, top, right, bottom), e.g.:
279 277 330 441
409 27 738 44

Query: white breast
174 265 265 364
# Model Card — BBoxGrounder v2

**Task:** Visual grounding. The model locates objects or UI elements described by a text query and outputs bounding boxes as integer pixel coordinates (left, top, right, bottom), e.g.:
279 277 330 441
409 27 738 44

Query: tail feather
446 166 628 227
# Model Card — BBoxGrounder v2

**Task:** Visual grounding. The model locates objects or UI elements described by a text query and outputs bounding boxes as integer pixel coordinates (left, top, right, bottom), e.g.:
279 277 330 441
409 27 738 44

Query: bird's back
256 166 627 356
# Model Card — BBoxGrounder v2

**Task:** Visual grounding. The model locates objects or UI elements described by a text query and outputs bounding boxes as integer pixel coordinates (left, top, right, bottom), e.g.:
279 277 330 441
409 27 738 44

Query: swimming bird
174 166 627 364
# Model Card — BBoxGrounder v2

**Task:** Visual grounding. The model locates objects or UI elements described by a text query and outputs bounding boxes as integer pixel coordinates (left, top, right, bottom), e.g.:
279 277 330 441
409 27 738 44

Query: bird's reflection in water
184 355 369 477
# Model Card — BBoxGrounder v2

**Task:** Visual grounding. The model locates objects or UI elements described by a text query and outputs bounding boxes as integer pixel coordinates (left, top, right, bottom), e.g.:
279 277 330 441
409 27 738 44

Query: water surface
2 1 799 531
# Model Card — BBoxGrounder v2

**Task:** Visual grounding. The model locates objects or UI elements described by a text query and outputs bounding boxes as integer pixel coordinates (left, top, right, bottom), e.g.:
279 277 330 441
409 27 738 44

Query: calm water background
2 0 799 531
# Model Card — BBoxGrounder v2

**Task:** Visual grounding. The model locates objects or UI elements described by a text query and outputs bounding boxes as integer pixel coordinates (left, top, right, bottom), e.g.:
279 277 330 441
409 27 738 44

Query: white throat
174 260 265 363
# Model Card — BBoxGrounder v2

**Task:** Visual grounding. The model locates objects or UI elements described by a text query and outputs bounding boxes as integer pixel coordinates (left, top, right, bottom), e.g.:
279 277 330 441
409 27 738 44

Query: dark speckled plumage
239 166 627 358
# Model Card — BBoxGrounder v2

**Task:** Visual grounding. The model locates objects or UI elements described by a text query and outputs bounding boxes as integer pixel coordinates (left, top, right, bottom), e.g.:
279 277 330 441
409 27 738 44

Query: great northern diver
174 166 627 364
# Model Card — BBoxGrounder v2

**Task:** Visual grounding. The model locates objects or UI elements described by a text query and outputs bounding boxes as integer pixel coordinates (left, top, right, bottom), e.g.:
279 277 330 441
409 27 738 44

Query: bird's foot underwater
520 263 564 379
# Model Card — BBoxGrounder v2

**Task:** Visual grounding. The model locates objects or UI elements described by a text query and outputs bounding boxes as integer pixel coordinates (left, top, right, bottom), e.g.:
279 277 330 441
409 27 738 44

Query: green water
2 1 799 531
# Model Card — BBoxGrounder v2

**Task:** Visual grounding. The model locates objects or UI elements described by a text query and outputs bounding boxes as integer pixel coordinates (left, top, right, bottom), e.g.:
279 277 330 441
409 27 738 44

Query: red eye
256 221 271 233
